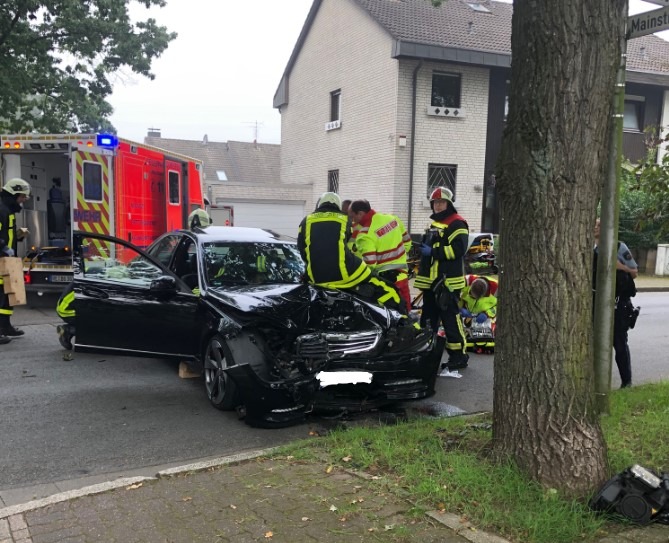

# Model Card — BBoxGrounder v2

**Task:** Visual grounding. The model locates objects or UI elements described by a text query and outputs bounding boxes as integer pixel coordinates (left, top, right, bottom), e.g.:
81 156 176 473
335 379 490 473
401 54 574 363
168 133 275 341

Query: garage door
216 201 305 238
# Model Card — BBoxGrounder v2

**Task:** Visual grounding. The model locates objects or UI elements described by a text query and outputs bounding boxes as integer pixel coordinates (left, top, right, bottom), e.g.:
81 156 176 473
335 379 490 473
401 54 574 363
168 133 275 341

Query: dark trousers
420 288 467 361
613 302 632 386
0 290 13 328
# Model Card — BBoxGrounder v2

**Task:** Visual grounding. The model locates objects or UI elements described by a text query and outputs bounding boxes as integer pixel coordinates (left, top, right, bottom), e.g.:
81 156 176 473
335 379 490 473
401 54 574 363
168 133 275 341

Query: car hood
204 282 393 328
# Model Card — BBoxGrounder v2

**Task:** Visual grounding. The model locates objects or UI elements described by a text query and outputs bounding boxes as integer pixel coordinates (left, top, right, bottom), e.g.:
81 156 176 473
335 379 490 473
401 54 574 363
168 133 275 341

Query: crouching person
297 192 405 314
460 274 498 323
56 282 76 350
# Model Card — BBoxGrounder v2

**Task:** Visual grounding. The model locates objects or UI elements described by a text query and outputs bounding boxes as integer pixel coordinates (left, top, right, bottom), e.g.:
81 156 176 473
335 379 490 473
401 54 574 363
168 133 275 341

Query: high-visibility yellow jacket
355 210 411 274
414 210 469 291
297 207 371 289
461 275 498 318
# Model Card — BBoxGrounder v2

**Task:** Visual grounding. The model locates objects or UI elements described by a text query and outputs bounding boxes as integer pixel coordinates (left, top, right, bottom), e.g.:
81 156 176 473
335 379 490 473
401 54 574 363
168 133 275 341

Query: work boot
57 325 73 350
0 335 10 345
0 326 24 337
446 353 469 370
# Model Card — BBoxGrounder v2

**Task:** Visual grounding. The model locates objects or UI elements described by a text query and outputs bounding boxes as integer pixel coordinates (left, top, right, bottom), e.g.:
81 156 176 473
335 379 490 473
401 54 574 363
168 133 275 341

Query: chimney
203 134 208 145
147 127 161 138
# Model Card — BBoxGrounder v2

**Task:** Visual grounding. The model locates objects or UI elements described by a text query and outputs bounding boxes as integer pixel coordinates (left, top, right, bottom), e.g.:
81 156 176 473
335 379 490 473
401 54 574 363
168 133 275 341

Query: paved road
2 292 666 502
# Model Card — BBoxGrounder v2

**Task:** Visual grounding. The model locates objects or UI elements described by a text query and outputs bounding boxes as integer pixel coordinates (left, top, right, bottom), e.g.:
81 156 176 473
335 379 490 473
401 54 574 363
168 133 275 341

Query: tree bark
494 0 627 495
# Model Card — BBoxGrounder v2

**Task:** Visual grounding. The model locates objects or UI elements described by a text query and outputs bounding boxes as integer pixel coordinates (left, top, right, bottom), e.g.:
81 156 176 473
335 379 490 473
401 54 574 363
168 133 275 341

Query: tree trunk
494 0 627 495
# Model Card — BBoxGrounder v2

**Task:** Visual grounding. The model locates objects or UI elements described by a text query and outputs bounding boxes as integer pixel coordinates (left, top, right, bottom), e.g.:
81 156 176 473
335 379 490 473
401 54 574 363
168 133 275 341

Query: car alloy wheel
204 334 239 410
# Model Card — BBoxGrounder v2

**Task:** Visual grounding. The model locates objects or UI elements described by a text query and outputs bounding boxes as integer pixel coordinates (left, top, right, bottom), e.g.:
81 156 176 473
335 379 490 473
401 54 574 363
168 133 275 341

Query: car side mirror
150 275 178 294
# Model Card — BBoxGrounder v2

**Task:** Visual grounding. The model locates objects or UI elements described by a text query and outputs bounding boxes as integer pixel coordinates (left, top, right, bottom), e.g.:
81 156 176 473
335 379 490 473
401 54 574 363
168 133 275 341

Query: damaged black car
69 227 443 427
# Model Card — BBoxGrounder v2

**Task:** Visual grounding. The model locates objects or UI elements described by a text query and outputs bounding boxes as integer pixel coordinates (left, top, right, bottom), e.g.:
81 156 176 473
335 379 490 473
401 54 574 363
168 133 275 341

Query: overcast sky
108 0 667 145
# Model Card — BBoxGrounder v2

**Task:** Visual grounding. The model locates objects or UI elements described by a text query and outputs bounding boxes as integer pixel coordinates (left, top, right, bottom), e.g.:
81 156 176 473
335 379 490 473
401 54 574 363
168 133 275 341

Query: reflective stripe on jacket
414 212 469 291
355 210 411 274
56 283 76 319
297 210 371 289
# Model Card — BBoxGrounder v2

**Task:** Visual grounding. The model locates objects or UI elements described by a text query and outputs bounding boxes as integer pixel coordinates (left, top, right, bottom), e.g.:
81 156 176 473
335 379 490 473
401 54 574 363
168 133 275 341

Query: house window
330 89 341 122
623 97 644 132
427 164 457 198
431 73 461 108
216 170 227 181
328 169 339 193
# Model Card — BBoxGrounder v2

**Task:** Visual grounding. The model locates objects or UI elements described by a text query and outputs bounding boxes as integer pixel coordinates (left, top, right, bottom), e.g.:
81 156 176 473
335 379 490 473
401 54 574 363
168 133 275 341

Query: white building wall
279 0 399 212
395 60 490 234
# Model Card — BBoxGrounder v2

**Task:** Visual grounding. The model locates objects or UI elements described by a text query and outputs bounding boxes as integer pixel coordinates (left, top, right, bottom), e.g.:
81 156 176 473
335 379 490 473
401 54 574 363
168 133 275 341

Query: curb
0 448 275 520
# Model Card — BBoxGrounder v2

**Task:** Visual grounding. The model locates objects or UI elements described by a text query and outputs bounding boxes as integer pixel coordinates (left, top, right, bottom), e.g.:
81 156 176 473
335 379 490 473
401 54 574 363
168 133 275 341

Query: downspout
408 61 422 235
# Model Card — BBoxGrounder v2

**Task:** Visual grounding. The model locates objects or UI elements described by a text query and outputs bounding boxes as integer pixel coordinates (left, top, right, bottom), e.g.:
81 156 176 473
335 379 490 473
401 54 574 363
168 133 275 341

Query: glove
1 246 14 257
459 308 473 318
420 243 432 257
475 312 488 324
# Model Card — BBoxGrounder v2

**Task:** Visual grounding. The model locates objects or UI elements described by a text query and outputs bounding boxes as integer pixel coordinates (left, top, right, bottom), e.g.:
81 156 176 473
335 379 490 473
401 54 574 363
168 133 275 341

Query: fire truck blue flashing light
96 134 119 149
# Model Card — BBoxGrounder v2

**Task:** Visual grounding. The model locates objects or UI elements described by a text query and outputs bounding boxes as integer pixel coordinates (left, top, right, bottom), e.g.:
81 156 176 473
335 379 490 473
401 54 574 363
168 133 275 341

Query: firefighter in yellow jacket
297 192 404 312
414 187 470 370
347 200 412 311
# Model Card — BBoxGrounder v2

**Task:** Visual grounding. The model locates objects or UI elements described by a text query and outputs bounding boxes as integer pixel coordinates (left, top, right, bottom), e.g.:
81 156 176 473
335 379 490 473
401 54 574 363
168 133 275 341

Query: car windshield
203 241 305 287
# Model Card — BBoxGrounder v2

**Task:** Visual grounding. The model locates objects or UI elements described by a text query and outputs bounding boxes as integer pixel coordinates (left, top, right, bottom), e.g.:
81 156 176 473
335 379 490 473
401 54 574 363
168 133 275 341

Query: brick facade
279 0 489 234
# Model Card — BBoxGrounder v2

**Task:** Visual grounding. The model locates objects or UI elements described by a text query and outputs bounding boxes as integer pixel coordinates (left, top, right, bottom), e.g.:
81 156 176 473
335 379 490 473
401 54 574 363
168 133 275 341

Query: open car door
71 231 203 360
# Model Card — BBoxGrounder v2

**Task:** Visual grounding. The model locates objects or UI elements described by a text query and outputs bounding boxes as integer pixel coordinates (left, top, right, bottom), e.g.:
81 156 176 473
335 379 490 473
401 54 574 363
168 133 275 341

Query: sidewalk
0 452 475 543
1 450 668 543
634 273 669 292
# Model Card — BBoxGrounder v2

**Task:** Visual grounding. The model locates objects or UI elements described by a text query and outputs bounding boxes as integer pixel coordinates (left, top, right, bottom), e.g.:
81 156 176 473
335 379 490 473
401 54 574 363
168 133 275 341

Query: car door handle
81 287 109 300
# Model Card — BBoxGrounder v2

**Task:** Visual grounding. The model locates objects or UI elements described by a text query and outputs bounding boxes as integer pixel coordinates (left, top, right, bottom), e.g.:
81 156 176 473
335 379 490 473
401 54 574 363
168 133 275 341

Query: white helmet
3 178 31 197
317 191 342 210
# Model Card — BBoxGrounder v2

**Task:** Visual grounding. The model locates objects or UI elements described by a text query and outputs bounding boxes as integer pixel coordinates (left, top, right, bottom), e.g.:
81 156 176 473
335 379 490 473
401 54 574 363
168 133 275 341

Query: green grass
276 381 669 543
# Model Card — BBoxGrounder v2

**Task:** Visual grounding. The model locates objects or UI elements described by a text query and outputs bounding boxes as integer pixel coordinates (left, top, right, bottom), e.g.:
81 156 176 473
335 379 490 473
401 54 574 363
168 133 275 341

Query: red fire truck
0 133 204 292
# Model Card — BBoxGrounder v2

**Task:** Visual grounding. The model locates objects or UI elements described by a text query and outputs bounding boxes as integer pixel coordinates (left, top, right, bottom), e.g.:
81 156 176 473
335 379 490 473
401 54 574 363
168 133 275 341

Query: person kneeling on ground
460 274 498 323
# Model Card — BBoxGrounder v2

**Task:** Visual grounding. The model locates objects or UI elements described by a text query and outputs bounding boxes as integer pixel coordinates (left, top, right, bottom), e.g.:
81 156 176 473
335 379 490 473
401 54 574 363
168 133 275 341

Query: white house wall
280 0 400 212
396 60 490 234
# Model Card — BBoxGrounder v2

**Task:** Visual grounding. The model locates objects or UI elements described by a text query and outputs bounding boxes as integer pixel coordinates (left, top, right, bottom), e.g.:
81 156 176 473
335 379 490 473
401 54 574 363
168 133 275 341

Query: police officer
414 187 470 370
348 199 413 311
188 208 212 229
298 192 404 312
0 178 31 339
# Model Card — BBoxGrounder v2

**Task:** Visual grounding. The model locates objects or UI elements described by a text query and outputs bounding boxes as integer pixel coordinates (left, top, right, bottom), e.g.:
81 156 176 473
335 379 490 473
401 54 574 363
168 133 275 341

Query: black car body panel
69 228 443 427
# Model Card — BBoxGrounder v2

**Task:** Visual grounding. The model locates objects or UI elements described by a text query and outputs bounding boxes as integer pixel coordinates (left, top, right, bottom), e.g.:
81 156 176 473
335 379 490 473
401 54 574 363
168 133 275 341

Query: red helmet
429 186 453 203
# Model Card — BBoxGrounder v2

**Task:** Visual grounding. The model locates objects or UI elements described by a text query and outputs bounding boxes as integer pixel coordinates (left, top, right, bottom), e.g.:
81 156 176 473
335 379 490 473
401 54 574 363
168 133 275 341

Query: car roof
187 226 296 243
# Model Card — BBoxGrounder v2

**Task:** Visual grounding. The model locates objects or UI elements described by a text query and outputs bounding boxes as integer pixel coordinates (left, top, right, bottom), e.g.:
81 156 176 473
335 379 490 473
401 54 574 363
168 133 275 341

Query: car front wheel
204 334 239 410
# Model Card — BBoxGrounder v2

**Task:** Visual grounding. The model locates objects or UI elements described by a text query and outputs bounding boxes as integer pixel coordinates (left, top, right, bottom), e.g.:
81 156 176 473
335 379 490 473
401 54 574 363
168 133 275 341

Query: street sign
627 5 669 39
640 0 669 6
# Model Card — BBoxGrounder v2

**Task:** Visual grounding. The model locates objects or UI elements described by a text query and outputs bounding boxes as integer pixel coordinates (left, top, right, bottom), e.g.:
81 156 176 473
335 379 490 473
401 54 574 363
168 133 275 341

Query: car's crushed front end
206 284 443 427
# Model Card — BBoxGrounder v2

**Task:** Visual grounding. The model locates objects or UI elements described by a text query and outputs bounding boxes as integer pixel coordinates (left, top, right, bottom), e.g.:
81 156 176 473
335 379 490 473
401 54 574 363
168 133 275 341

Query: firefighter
460 274 498 323
56 282 76 350
188 208 212 229
348 199 412 311
0 178 31 339
298 192 404 312
414 187 470 370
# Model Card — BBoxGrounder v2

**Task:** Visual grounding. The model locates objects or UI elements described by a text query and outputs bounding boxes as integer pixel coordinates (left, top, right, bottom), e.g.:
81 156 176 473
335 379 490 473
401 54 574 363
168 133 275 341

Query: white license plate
316 371 373 388
50 275 71 283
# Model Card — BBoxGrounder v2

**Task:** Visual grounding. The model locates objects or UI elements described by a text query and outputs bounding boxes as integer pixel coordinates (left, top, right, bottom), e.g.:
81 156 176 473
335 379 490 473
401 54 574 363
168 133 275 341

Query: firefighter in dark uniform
297 192 404 312
0 178 32 341
414 187 470 370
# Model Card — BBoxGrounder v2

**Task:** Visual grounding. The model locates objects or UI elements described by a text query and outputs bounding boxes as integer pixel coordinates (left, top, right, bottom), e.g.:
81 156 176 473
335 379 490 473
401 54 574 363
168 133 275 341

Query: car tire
203 334 240 411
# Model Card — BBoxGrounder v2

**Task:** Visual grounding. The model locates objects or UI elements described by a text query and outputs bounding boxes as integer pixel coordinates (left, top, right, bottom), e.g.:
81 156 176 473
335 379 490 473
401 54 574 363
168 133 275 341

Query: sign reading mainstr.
627 6 669 39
